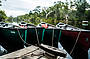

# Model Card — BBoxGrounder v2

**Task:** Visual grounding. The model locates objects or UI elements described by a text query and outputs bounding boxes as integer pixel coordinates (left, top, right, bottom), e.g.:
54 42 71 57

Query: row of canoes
0 22 90 59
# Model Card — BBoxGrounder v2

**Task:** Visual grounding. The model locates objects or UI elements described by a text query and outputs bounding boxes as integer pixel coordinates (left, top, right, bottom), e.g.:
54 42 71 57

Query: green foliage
7 16 13 22
0 10 7 21
4 0 90 29
85 10 90 21
75 0 90 20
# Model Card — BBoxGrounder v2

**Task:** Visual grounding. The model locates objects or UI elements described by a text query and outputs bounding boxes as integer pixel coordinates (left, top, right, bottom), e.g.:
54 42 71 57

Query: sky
0 0 90 17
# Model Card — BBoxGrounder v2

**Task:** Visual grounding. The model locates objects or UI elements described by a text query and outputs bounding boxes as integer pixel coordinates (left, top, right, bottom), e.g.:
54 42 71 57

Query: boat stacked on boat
0 22 89 59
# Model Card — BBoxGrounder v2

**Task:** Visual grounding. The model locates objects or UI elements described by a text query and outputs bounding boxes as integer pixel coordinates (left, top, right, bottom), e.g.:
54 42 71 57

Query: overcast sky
0 0 90 17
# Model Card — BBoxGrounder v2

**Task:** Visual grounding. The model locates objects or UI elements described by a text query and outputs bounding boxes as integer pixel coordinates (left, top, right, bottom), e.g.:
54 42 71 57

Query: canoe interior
0 28 60 53
0 28 89 59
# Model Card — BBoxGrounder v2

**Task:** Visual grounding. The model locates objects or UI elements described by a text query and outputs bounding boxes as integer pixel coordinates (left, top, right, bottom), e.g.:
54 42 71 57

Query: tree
15 0 90 27
85 10 90 21
0 10 7 21
75 0 90 21
0 0 2 6
33 6 41 14
0 0 7 6
7 16 13 22
0 0 7 22
29 10 32 16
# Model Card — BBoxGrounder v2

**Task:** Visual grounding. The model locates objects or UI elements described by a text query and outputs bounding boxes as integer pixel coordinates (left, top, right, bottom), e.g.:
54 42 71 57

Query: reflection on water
58 42 72 59
88 48 90 59
0 45 7 56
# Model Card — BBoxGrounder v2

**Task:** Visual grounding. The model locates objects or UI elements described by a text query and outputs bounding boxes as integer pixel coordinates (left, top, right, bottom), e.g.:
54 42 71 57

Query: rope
35 28 40 45
17 28 40 46
70 31 81 55
41 29 45 42
17 28 31 46
58 30 62 41
52 28 54 47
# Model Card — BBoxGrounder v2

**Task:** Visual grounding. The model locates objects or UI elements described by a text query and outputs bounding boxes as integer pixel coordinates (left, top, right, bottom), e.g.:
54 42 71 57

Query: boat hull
60 30 90 59
0 28 59 53
0 27 89 59
0 28 24 53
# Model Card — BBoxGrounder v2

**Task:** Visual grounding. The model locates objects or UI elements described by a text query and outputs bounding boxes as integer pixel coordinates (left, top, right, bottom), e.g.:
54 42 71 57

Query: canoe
56 22 90 59
39 44 67 58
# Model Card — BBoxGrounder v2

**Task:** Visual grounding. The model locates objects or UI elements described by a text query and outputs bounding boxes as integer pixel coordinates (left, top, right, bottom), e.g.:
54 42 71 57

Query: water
88 48 90 59
0 45 7 55
58 42 72 59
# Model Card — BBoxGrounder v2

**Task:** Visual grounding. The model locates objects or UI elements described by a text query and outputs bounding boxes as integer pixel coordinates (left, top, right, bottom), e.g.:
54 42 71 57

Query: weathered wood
0 45 67 59
39 44 67 57
0 45 39 59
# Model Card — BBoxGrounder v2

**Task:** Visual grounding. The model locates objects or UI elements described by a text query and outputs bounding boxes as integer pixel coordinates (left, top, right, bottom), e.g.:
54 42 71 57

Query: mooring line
17 28 31 46
70 31 81 55
35 28 40 45
52 28 54 47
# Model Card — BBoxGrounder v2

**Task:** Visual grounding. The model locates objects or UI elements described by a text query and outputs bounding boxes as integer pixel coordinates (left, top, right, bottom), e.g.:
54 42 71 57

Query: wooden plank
0 45 39 59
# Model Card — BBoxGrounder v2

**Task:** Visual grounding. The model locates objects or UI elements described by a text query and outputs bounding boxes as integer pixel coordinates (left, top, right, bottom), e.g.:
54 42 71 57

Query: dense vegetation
0 0 90 29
